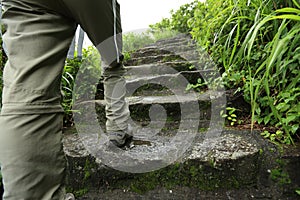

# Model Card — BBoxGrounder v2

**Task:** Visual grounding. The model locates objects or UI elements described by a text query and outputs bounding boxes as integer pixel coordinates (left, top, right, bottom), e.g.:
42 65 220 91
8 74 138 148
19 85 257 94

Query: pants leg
0 1 76 199
61 0 130 132
1 1 76 114
103 66 129 132
62 0 123 65
0 114 66 200
1 0 129 199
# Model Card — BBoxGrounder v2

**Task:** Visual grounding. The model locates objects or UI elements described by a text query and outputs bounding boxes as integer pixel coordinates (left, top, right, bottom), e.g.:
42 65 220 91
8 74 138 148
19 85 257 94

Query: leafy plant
239 1 300 144
149 1 197 33
220 107 238 126
150 29 179 42
123 29 180 54
186 78 207 91
152 0 300 144
62 59 80 126
123 32 155 52
62 46 101 126
261 130 291 145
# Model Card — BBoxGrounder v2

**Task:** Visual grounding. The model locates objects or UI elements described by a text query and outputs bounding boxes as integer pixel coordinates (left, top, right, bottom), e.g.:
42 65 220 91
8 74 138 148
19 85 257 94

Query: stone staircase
63 34 300 199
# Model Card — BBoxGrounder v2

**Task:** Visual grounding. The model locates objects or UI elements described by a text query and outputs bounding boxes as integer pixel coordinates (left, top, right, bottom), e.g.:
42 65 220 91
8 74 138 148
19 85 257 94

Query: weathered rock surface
64 129 260 190
64 34 300 200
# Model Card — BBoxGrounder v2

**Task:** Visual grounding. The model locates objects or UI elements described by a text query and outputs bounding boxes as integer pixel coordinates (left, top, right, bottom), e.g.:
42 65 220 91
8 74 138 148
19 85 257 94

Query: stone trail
63 34 300 199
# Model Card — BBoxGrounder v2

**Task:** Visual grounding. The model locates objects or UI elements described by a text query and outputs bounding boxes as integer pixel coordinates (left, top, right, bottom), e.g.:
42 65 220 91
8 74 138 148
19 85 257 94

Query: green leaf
255 107 261 115
226 107 236 115
62 76 71 86
222 114 228 118
246 16 274 59
270 134 276 141
257 117 264 124
261 131 270 138
279 92 290 99
276 8 300 14
291 124 299 134
264 115 271 125
283 115 297 125
272 14 300 21
275 130 283 137
276 103 290 112
292 0 300 9
64 71 74 81
231 114 237 118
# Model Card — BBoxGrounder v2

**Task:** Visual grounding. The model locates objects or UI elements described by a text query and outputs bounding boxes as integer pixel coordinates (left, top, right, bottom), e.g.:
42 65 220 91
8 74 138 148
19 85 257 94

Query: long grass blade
292 0 300 9
246 16 274 59
229 19 240 65
276 7 300 14
272 14 300 21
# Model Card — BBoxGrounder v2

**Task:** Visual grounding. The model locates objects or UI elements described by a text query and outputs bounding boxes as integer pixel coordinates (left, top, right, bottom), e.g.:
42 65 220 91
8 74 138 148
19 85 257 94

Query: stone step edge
127 50 198 60
75 90 225 106
131 36 197 47
124 62 212 71
64 130 262 192
124 70 213 82
130 48 199 57
147 39 197 48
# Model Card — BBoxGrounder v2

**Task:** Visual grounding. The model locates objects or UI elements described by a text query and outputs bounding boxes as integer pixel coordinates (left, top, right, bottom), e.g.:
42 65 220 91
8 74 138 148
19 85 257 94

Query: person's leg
0 114 66 200
0 1 76 199
62 0 131 138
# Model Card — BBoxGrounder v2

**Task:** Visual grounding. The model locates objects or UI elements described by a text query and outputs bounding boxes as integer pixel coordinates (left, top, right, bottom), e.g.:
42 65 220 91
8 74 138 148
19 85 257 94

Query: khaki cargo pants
0 0 129 199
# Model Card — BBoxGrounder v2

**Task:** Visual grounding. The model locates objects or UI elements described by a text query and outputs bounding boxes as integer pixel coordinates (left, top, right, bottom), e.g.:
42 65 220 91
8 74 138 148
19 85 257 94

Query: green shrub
150 1 198 33
239 3 300 144
122 29 181 59
123 32 155 52
151 0 300 144
62 46 101 126
62 57 82 126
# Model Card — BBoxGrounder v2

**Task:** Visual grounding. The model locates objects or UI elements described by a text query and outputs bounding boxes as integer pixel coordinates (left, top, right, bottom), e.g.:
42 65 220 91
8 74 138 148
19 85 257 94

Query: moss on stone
127 157 258 194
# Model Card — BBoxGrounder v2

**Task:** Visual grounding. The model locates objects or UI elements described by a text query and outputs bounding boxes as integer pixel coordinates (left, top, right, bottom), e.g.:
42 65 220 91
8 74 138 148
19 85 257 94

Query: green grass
150 0 300 144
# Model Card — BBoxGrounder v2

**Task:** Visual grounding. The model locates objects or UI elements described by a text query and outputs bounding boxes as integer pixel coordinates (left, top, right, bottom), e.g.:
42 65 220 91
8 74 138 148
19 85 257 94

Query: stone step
124 62 197 75
129 47 172 58
92 92 220 106
133 51 202 65
64 130 300 199
145 37 189 47
149 36 197 47
64 34 300 200
129 47 200 60
154 35 190 44
96 67 212 100
125 70 207 88
124 66 213 83
124 54 186 66
162 40 197 48
143 37 198 56
76 90 224 131
151 35 195 47
63 129 265 197
145 44 197 55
